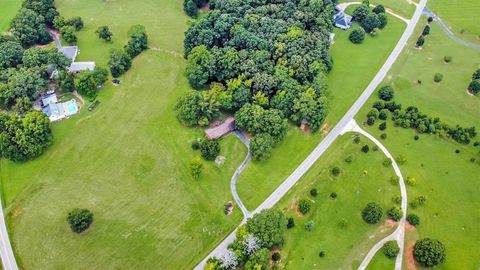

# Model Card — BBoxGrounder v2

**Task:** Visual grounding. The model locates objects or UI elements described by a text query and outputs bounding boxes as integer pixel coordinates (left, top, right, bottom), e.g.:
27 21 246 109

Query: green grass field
0 0 21 32
237 14 406 210
340 0 416 19
0 0 248 268
275 135 400 269
429 0 480 44
366 249 395 270
355 17 480 270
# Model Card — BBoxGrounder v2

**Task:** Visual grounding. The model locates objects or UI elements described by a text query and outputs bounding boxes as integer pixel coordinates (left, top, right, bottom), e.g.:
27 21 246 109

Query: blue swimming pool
67 102 77 113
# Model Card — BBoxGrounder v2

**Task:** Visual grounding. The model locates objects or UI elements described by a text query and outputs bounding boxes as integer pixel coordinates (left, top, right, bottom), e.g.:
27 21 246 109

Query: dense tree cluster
10 6 52 47
73 67 108 99
352 3 388 33
67 208 93 233
413 238 446 267
468 69 480 95
368 91 477 145
108 26 148 78
416 18 433 47
0 110 52 161
180 0 334 159
206 209 287 269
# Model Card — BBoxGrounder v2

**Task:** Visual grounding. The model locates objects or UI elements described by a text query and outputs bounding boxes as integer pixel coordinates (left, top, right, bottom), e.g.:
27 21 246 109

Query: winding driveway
341 120 407 270
337 2 410 24
422 7 480 50
231 131 252 219
195 0 427 269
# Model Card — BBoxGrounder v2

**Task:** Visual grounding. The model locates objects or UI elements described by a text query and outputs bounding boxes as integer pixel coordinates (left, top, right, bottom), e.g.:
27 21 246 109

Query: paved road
0 199 19 270
195 0 427 268
231 131 252 219
422 7 480 50
341 120 407 270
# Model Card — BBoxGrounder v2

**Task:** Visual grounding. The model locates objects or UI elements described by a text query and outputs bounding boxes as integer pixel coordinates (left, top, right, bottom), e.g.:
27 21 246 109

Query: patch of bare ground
405 240 417 270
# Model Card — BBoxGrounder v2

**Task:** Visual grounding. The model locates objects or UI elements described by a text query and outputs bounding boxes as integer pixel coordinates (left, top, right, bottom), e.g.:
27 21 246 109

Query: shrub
362 202 383 224
183 0 198 17
298 199 311 214
190 157 203 179
416 36 425 47
345 155 353 163
338 218 348 228
434 72 443 82
468 80 480 95
372 145 378 151
367 108 379 119
422 25 430 36
272 252 281 262
378 13 388 29
66 17 84 31
380 133 387 139
200 139 220 161
353 136 361 144
382 240 400 258
455 149 460 154
387 206 403 221
407 214 420 226
390 176 399 185
319 251 326 258
414 135 419 140
349 28 365 44
361 144 370 153
310 188 318 197
379 122 387 131
287 217 295 229
378 86 394 101
405 176 416 186
427 16 433 23
96 25 113 41
305 220 314 231
330 192 337 199
60 26 77 44
413 238 446 267
373 100 385 110
372 5 385 14
472 69 480 80
392 195 402 204
378 109 389 120
331 166 341 176
191 139 200 150
443 56 452 63
396 155 407 164
367 116 376 125
383 158 392 167
67 208 93 233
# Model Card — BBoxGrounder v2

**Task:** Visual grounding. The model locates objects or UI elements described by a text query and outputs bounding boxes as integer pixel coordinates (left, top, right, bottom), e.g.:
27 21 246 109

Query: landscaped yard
236 13 406 210
0 0 247 268
275 135 400 269
366 249 395 270
355 17 480 270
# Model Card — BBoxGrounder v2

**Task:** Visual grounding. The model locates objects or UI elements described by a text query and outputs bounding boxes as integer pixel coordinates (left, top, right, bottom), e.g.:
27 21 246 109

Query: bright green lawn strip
1 0 246 268
382 22 480 130
340 0 415 19
276 135 399 269
366 249 395 270
237 15 406 210
0 0 21 32
429 0 480 44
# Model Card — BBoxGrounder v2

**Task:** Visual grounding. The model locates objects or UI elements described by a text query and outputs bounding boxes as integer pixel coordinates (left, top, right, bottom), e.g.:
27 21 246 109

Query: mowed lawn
0 0 22 32
355 17 480 270
366 249 395 270
237 13 406 210
429 0 480 44
276 135 400 269
340 0 416 19
0 0 247 269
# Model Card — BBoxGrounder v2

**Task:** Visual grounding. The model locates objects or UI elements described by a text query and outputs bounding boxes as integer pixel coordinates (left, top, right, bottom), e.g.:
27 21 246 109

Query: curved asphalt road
422 7 480 50
195 0 427 268
341 120 407 270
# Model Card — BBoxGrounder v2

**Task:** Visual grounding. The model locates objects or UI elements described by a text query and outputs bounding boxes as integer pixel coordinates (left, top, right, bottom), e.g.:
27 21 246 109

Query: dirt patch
11 207 22 219
299 121 312 134
405 241 417 270
287 198 305 217
320 122 330 134
466 89 475 96
405 221 417 232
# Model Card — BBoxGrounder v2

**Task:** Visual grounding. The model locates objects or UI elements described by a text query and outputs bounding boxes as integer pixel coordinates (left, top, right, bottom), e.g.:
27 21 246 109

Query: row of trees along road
177 0 335 160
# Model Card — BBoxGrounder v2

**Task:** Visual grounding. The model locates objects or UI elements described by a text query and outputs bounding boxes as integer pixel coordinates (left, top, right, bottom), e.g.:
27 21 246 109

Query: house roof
68 62 96 73
334 9 352 29
41 94 58 106
42 103 64 118
59 46 78 61
205 117 236 139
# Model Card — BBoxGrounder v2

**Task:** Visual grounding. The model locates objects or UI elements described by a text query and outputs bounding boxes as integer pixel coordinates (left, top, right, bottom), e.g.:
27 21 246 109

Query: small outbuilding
333 7 352 30
205 117 236 139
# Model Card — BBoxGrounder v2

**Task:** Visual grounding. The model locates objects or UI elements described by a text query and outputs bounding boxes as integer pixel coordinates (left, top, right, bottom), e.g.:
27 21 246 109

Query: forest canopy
178 0 335 158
